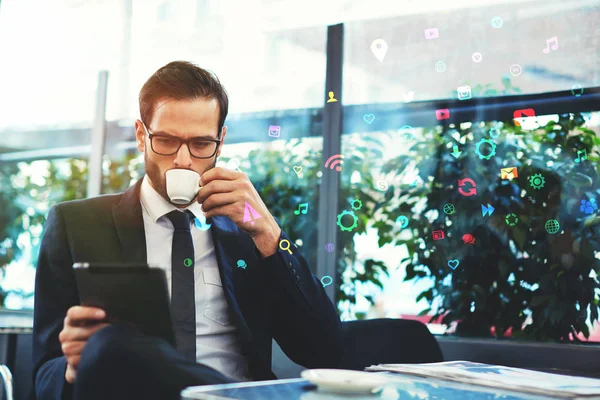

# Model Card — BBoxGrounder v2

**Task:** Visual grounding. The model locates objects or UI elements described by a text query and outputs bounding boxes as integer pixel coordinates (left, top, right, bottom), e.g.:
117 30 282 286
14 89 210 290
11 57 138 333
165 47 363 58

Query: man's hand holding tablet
59 306 110 384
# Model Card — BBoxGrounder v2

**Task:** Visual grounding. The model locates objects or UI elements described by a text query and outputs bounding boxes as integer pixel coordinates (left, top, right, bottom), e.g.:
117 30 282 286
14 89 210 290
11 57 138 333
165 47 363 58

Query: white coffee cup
165 169 201 205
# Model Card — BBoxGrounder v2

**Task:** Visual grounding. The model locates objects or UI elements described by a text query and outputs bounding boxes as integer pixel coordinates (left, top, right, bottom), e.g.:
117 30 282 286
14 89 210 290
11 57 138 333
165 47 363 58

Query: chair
0 365 14 400
337 318 443 371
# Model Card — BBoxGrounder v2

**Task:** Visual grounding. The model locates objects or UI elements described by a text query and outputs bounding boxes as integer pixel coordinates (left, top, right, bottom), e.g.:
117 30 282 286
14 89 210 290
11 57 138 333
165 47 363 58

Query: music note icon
294 203 309 215
574 149 588 163
542 36 558 54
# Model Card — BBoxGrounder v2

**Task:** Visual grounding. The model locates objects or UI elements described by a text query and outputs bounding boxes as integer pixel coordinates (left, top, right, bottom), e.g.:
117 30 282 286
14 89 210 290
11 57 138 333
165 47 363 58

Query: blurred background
1 0 599 346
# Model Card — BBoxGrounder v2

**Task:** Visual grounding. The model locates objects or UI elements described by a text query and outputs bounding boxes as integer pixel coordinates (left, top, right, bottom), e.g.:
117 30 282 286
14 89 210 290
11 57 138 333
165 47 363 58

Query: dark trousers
73 323 238 400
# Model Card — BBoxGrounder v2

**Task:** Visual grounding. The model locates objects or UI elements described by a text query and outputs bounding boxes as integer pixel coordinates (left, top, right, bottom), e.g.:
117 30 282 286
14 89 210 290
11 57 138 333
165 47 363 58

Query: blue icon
580 198 598 215
325 243 335 252
194 214 212 231
396 216 409 228
236 259 247 269
447 259 460 270
481 204 495 217
491 16 503 28
321 276 333 287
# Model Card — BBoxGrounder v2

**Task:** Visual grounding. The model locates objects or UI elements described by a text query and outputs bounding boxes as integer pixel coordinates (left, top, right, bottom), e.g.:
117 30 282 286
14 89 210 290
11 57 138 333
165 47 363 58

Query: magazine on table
365 361 600 399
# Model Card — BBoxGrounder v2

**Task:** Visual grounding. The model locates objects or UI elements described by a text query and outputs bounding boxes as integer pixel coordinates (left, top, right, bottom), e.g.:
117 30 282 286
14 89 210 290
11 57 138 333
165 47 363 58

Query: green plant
376 111 600 341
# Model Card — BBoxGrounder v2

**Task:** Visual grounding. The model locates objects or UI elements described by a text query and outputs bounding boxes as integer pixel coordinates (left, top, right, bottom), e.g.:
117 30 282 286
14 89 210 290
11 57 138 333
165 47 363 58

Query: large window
338 0 600 342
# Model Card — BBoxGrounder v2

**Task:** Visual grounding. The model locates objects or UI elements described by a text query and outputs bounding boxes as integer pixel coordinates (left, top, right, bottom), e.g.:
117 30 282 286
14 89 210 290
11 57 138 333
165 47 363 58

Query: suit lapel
112 178 147 264
209 215 252 341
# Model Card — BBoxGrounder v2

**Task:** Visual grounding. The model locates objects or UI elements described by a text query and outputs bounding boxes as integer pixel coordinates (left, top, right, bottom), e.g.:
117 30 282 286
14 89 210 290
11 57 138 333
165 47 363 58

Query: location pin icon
371 39 388 62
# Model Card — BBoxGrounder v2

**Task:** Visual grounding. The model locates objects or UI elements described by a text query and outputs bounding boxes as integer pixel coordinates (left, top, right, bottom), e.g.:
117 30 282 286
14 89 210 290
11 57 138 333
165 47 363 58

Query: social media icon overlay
510 64 522 76
513 108 535 126
457 86 472 100
424 28 439 39
321 275 333 287
236 259 247 269
491 16 503 28
458 178 477 196
371 39 388 62
435 61 447 72
501 167 518 180
545 220 560 234
432 230 445 240
472 52 483 63
396 216 409 228
293 166 302 176
377 181 389 191
443 203 455 215
325 243 335 252
447 259 460 270
363 114 375 124
436 109 450 120
481 204 495 217
462 234 475 244
268 125 280 137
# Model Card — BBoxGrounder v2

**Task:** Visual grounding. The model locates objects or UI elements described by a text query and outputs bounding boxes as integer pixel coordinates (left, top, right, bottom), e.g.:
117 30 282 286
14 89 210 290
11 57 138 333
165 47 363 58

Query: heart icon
447 260 460 270
293 166 302 175
363 114 375 124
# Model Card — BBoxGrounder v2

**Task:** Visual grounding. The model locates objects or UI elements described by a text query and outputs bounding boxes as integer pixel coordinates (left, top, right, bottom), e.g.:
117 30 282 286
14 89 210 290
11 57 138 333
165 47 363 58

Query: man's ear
216 126 227 158
134 119 146 153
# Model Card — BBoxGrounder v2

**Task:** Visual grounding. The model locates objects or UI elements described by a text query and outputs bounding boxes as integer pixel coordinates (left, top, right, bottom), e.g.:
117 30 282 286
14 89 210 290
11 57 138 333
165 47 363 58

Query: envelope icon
501 167 518 180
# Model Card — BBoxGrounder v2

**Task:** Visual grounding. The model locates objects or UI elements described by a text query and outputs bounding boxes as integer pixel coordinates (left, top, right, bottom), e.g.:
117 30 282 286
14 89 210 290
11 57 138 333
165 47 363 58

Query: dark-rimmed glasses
141 121 221 159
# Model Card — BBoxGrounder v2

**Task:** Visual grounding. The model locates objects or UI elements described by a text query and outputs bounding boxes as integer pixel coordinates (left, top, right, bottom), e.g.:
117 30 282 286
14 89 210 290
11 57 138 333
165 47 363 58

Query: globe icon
545 219 560 234
443 203 455 215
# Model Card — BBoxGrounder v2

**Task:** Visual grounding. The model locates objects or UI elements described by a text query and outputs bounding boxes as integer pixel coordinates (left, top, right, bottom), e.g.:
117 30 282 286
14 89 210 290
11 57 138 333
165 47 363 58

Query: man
32 61 343 400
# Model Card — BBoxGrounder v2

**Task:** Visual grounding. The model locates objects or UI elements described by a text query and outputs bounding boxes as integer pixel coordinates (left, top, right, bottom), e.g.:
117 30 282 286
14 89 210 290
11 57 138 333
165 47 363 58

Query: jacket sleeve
33 204 79 400
261 228 343 369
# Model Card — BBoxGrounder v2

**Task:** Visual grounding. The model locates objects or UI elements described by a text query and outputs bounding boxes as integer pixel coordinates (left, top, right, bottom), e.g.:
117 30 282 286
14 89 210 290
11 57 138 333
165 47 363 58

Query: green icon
351 199 363 211
545 220 560 234
443 203 455 215
337 210 359 232
184 258 193 267
505 213 519 226
475 138 497 160
528 174 545 190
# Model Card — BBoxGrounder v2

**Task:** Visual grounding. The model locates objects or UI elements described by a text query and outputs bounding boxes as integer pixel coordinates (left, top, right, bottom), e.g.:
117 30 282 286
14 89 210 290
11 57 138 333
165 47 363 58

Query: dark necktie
165 209 196 361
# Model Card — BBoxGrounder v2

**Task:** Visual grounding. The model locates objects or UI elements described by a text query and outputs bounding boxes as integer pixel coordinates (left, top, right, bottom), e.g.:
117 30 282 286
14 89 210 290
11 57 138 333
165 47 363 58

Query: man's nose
174 143 193 167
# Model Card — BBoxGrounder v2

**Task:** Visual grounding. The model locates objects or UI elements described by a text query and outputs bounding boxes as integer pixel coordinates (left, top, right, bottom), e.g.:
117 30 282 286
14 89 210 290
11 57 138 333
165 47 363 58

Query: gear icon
337 210 358 232
505 213 519 226
475 138 497 160
351 199 363 210
528 174 545 190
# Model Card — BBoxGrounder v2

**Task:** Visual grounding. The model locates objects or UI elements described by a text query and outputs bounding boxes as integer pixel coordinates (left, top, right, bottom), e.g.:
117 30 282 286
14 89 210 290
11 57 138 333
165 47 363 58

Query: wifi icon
324 154 345 172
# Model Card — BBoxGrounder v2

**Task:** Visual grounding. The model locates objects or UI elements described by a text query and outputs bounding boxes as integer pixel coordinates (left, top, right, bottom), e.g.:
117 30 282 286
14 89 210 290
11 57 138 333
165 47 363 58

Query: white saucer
301 369 390 394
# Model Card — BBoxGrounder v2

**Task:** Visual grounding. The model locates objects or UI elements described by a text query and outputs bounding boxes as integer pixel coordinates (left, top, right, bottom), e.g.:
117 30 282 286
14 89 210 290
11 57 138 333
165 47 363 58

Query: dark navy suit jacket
32 177 343 400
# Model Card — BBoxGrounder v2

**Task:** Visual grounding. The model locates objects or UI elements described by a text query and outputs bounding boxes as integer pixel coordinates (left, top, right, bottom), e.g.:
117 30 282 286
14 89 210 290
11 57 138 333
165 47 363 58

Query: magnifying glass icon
228 158 241 172
321 276 332 287
279 239 292 255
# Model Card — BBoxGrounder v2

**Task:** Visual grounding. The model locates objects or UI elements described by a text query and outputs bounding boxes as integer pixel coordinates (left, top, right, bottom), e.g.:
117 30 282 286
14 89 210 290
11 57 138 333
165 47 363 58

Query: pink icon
243 202 262 225
432 230 445 240
424 28 439 39
542 36 558 54
436 108 450 120
268 125 281 137
462 234 475 244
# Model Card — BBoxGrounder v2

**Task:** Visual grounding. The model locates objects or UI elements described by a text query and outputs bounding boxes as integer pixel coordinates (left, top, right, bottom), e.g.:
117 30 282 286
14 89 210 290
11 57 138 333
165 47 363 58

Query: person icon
326 91 338 103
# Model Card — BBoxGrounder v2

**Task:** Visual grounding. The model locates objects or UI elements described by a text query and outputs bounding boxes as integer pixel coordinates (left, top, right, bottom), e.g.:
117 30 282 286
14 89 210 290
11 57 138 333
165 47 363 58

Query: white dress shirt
139 174 249 381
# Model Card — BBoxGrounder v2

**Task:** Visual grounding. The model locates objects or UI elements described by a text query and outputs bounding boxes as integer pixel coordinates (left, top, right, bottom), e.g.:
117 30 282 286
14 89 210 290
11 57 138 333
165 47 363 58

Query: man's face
135 97 227 207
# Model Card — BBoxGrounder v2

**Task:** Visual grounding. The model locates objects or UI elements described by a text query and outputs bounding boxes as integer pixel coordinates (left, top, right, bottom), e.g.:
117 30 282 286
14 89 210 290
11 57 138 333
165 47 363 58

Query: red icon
462 234 475 244
513 108 535 126
458 178 477 196
432 230 445 240
436 108 450 120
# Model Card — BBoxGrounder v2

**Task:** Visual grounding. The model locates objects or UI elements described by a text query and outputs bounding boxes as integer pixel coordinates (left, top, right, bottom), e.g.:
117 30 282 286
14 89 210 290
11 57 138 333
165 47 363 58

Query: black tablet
73 262 176 347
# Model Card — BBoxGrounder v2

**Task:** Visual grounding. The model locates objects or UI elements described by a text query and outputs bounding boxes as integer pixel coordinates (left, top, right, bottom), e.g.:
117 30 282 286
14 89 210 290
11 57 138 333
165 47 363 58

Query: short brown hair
139 61 229 135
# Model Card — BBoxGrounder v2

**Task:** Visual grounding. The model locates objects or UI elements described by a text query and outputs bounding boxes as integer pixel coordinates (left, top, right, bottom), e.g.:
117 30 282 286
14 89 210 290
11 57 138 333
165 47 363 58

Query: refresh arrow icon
458 178 477 196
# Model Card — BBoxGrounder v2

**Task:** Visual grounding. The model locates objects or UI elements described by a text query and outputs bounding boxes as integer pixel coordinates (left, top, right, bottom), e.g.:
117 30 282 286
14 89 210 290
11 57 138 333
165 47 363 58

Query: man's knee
74 323 139 394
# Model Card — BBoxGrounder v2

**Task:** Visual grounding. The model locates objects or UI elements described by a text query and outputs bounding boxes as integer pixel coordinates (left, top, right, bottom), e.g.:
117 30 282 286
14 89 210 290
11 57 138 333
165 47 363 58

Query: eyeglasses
141 121 221 159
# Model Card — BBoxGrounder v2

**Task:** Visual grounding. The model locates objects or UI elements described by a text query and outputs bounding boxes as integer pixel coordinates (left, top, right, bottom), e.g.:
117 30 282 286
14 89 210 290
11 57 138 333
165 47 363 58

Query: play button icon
436 108 450 120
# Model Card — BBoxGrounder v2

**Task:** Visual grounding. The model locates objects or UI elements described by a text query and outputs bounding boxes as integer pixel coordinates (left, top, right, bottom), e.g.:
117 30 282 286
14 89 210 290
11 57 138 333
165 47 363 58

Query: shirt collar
140 174 204 223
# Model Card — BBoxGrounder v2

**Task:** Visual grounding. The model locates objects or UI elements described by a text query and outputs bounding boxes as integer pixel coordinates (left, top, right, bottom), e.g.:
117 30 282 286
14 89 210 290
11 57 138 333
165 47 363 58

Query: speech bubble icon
321 275 333 287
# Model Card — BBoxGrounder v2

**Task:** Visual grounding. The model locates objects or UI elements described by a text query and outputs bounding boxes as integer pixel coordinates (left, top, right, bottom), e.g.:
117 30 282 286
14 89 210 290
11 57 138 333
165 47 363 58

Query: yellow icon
326 91 338 103
279 239 293 255
501 167 519 180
